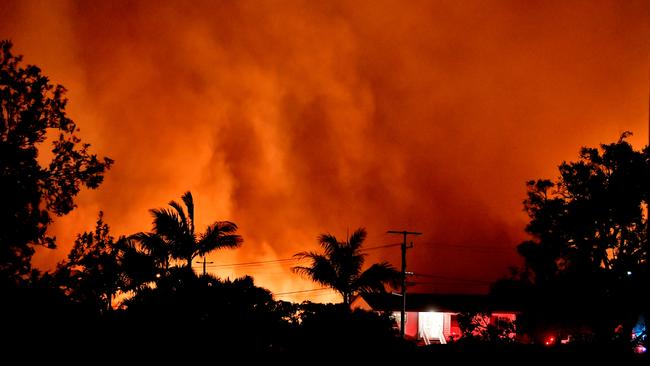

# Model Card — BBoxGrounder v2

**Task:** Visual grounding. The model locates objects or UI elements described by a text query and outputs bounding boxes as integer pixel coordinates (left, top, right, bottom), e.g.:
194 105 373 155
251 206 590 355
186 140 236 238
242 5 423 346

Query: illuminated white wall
419 311 444 340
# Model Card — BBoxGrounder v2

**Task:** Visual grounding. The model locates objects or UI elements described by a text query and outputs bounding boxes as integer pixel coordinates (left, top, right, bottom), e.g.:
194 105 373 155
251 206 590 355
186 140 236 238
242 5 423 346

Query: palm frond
291 265 315 277
293 250 316 259
333 245 365 284
131 232 168 257
151 207 195 261
181 191 194 233
168 200 188 233
291 253 337 288
117 236 157 289
197 221 243 256
348 227 367 251
353 261 401 293
131 232 152 246
318 233 340 257
150 208 183 238
113 235 134 251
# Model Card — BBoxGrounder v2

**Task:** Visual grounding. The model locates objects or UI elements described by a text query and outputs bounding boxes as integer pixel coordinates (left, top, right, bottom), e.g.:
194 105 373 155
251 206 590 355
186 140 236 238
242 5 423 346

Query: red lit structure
351 293 519 344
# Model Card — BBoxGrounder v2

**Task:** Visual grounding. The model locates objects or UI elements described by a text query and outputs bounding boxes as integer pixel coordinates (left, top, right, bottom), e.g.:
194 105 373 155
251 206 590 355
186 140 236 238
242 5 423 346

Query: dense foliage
494 134 649 347
0 40 113 280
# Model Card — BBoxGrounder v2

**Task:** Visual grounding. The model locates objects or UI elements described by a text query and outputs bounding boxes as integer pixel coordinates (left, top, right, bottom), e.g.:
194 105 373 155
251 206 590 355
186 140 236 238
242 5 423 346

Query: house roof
359 293 520 313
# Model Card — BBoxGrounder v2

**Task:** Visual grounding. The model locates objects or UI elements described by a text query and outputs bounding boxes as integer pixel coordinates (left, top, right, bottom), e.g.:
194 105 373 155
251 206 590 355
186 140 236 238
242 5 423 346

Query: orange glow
1 0 648 301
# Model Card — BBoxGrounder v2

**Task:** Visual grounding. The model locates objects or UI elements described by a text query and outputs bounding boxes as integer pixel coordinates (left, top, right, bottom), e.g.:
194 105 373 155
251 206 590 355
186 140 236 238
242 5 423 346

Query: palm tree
115 236 158 292
148 191 243 270
292 228 400 305
130 232 172 276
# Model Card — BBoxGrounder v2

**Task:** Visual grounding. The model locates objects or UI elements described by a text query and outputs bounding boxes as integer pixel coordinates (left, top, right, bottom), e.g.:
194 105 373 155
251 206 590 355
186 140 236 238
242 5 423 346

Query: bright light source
627 271 632 276
544 336 555 346
419 311 444 342
156 273 161 278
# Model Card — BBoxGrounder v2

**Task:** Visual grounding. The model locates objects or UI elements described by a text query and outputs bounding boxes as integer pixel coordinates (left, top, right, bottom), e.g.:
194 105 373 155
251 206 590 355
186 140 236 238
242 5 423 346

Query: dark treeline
1 39 649 360
1 195 405 354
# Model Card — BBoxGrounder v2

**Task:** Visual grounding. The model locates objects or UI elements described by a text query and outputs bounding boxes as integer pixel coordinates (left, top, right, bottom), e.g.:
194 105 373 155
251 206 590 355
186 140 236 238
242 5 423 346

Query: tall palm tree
149 191 243 270
292 227 400 305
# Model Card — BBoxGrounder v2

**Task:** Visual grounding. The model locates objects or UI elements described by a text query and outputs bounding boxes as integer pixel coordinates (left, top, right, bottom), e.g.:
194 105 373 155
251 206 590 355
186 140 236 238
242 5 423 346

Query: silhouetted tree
456 312 516 344
130 231 172 277
115 235 158 293
292 228 400 305
0 40 113 280
292 302 406 352
55 212 156 313
122 272 294 352
56 212 123 313
514 132 649 344
147 191 242 270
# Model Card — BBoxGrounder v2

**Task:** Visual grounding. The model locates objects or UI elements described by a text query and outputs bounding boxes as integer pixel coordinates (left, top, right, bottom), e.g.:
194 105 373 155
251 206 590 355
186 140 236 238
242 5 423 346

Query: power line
198 257 213 276
419 242 513 252
273 288 331 296
412 272 494 284
362 243 402 251
274 292 335 299
408 281 489 287
192 257 300 268
191 242 402 269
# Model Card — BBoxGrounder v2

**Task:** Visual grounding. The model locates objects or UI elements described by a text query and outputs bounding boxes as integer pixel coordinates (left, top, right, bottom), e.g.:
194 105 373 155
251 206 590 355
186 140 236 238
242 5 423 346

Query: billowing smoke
1 0 648 300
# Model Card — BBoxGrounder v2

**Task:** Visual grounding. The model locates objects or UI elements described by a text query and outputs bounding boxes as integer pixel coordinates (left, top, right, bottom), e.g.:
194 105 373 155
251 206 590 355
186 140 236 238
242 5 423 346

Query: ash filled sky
1 0 648 301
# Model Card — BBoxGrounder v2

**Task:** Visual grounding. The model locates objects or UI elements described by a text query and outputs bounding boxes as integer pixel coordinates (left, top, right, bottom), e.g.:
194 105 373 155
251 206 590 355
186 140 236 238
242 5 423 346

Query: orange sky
1 0 648 302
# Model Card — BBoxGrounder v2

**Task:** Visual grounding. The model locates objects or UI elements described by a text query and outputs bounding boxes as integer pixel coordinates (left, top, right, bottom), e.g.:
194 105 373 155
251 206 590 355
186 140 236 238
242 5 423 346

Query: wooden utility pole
387 230 422 339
